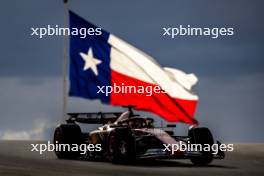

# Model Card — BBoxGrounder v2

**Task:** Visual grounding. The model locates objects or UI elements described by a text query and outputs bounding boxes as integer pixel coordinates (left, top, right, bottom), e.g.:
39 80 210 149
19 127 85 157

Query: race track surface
0 141 263 176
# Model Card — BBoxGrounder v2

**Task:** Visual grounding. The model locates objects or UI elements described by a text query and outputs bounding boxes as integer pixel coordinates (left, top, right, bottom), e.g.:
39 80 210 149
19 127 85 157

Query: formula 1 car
53 108 225 165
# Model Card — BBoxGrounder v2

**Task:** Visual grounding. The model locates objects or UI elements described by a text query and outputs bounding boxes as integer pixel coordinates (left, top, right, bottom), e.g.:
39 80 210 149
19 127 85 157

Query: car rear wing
66 112 123 124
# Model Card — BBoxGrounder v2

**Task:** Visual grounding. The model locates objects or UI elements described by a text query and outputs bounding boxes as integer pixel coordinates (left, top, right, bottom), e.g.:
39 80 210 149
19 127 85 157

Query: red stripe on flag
110 70 198 125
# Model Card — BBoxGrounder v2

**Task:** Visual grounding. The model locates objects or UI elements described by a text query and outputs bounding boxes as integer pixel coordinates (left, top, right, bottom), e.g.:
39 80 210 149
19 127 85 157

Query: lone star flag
69 11 199 125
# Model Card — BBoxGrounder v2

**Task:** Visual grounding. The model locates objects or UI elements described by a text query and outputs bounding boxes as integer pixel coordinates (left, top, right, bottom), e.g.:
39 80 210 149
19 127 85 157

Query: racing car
53 108 225 165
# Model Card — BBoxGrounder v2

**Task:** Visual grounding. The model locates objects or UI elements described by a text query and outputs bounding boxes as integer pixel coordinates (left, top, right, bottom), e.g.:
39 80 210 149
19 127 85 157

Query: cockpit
118 117 154 129
112 110 154 129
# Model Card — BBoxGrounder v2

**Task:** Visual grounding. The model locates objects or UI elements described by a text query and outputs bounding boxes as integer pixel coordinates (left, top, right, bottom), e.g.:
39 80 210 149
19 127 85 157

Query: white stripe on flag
108 34 198 100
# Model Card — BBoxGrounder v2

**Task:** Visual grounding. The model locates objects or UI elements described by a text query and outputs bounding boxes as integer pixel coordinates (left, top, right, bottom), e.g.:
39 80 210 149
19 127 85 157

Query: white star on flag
80 48 102 76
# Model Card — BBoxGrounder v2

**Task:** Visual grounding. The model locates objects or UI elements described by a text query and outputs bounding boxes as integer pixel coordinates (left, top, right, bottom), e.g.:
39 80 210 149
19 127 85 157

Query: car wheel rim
119 141 128 156
109 137 115 154
54 130 61 142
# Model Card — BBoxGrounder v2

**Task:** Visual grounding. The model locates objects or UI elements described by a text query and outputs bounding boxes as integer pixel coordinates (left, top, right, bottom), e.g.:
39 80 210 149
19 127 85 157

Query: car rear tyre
53 124 82 159
108 128 135 164
188 127 214 165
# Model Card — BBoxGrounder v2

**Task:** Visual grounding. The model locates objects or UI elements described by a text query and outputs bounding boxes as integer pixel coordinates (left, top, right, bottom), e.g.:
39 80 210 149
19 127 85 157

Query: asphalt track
0 141 263 176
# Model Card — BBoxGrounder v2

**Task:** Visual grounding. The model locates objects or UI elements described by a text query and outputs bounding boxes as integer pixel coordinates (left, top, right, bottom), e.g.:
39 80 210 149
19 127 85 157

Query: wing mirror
167 124 176 128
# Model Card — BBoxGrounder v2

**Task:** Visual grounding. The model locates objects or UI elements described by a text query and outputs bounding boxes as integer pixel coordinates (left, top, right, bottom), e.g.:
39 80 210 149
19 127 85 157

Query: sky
0 0 263 142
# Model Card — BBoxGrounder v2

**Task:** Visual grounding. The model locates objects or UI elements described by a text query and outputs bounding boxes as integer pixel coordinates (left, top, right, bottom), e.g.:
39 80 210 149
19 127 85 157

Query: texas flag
69 11 199 125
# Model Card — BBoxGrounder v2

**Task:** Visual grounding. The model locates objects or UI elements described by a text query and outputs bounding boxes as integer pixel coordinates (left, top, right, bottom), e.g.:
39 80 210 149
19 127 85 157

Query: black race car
53 108 224 165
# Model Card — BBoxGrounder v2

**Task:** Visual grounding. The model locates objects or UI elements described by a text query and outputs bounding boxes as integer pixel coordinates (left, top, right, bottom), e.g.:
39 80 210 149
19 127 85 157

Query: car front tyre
188 127 214 166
